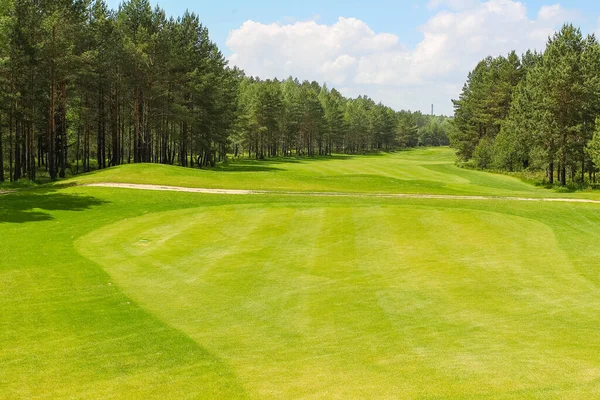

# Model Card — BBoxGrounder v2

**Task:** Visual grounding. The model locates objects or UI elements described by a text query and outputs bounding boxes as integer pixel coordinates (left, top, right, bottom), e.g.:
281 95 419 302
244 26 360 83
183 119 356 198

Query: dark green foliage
0 0 446 182
452 24 600 186
232 76 443 159
587 120 600 169
418 117 451 147
452 52 523 161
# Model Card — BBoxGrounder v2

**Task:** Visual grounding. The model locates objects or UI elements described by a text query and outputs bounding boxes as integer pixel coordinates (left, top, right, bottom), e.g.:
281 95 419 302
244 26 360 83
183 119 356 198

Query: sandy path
83 182 600 204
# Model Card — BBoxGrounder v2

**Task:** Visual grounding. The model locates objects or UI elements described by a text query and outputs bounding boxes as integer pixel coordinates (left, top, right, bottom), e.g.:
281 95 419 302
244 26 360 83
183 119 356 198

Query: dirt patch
83 182 600 204
85 183 255 195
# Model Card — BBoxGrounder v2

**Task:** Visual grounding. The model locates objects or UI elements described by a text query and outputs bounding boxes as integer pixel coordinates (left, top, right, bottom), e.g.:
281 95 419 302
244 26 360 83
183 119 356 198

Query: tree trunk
83 96 90 173
134 86 140 163
9 103 13 182
14 116 21 181
111 81 120 167
76 123 80 174
0 118 4 182
20 120 26 177
98 86 105 169
28 73 36 181
58 81 67 178
28 119 35 181
49 25 57 181
582 151 585 184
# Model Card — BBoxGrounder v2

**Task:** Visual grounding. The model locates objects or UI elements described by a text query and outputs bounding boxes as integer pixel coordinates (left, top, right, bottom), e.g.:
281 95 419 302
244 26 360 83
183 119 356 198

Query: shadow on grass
213 165 284 172
319 174 447 190
0 188 108 224
224 153 365 168
528 180 598 193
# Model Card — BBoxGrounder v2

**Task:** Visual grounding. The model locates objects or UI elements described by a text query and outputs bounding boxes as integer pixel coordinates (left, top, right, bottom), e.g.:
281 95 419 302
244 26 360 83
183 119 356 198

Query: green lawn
2 148 600 398
74 147 581 198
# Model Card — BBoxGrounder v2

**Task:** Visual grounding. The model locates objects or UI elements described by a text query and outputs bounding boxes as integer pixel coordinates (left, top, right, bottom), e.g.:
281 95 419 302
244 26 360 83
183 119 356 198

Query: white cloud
226 1 582 115
428 0 480 11
539 4 561 20
321 55 358 85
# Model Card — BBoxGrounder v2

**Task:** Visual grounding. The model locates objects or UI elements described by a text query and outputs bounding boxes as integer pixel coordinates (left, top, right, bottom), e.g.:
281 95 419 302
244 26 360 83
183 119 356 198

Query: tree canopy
452 24 600 186
0 0 449 182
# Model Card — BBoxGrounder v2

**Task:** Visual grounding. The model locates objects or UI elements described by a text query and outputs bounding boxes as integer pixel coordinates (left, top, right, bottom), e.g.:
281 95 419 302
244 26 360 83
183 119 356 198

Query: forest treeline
0 0 450 183
452 24 600 186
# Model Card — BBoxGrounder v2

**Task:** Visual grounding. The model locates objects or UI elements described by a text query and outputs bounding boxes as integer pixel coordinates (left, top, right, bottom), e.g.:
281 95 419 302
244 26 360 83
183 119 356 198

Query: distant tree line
452 24 600 186
234 78 450 159
0 0 449 183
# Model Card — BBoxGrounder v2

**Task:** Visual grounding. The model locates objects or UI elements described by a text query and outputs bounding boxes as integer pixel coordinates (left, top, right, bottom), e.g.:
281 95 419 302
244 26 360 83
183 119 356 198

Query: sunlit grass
2 148 600 398
72 148 565 197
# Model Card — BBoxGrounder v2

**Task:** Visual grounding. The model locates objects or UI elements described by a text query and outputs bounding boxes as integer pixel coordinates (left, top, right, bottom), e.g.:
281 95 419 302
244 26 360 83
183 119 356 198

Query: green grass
2 148 600 398
0 178 41 191
74 147 575 198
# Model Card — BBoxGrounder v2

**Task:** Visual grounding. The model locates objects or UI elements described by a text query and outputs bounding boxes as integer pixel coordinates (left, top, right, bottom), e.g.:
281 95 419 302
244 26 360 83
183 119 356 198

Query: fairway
2 148 600 399
74 148 561 198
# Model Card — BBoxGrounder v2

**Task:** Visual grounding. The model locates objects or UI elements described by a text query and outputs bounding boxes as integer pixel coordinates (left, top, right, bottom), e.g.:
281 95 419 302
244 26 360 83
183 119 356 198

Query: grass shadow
213 165 283 172
0 188 108 224
225 154 361 168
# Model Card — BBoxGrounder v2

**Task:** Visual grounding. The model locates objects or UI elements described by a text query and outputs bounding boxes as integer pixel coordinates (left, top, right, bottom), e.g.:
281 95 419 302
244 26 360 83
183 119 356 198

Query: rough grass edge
455 160 600 193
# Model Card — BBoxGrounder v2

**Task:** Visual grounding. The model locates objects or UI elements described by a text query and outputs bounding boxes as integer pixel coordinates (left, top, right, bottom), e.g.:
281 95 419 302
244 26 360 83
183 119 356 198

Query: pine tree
543 25 586 185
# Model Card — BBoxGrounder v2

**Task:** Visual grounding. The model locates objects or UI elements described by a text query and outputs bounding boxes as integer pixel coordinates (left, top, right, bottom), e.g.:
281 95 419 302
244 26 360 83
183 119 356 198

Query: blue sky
105 1 600 53
105 1 600 114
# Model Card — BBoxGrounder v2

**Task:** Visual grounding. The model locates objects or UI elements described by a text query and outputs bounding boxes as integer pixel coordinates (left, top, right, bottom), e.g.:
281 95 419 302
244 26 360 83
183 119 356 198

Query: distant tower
431 104 434 116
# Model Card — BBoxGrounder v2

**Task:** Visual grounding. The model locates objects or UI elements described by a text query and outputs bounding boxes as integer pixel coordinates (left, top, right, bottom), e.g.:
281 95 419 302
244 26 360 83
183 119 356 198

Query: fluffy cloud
227 18 400 85
428 0 480 11
226 1 581 115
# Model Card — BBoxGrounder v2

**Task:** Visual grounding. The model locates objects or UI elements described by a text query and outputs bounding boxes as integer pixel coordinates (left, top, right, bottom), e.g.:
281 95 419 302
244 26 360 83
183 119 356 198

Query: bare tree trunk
582 149 586 184
8 102 13 182
0 116 4 182
76 122 80 175
97 86 105 169
28 119 35 181
49 25 57 181
134 86 140 163
121 100 126 165
20 119 26 177
27 71 36 181
58 81 67 178
14 116 21 181
111 80 120 167
83 96 90 173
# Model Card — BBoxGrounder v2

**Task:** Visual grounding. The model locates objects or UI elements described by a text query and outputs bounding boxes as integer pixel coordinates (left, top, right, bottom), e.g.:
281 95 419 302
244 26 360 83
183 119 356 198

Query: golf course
2 147 600 399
